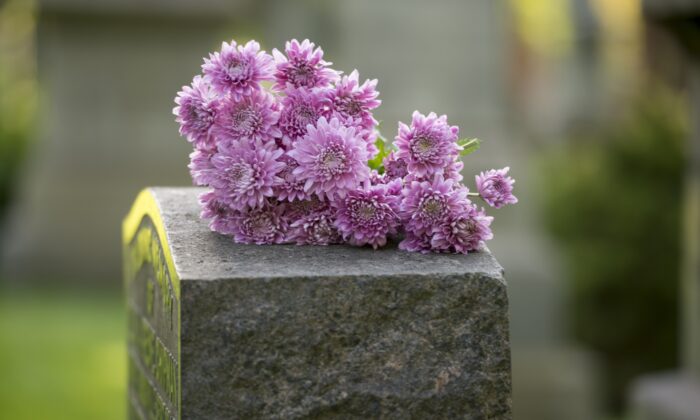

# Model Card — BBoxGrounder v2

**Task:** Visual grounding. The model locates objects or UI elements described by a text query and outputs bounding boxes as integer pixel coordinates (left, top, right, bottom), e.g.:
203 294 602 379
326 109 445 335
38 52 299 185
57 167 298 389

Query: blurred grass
0 291 126 420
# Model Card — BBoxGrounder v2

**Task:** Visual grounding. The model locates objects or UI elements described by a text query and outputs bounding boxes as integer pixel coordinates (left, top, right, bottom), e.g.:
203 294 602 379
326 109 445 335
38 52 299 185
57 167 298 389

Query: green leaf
458 138 481 156
367 132 390 173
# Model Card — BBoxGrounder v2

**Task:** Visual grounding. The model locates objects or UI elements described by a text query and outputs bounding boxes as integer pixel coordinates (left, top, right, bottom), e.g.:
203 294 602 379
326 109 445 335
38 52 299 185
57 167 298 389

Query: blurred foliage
0 291 126 420
0 0 37 221
541 86 687 411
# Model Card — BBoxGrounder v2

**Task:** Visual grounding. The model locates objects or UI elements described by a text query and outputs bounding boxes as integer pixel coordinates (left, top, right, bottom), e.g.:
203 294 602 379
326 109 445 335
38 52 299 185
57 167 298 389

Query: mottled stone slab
123 187 512 419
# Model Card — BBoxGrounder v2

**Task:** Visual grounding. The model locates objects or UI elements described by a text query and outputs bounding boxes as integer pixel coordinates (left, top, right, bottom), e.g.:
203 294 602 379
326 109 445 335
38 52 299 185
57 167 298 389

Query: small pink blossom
228 201 289 244
326 70 380 135
382 151 408 180
213 90 281 146
475 167 518 209
288 117 369 200
273 39 339 90
278 87 328 145
198 190 236 235
395 111 460 178
209 141 284 210
202 40 274 99
334 183 400 249
274 154 309 202
288 206 341 245
400 175 469 236
173 75 220 150
430 204 493 254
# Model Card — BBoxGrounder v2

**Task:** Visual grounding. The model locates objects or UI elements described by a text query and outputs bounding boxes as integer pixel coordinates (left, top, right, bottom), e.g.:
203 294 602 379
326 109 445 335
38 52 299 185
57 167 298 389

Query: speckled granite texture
129 187 512 419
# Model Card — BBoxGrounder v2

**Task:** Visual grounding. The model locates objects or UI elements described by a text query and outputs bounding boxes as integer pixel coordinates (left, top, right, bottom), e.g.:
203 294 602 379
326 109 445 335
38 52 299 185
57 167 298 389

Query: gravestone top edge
125 187 506 283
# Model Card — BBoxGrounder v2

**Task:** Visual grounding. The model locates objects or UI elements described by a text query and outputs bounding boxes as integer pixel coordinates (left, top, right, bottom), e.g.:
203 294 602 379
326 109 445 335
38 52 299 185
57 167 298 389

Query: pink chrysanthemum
288 117 369 200
404 159 464 184
199 190 235 234
272 39 339 91
445 159 464 183
430 204 493 254
176 39 516 252
202 40 274 100
476 167 518 209
278 87 328 144
398 231 433 254
384 178 404 197
284 196 327 220
188 149 216 186
213 90 281 145
400 175 469 236
209 141 284 210
288 206 341 245
395 111 461 178
368 169 384 186
274 154 309 202
173 75 220 150
334 183 400 249
228 201 288 244
326 70 380 134
382 151 408 180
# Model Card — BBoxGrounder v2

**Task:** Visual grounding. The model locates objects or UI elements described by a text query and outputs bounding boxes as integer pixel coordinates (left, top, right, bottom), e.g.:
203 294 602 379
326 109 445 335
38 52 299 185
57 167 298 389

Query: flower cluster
175 39 517 254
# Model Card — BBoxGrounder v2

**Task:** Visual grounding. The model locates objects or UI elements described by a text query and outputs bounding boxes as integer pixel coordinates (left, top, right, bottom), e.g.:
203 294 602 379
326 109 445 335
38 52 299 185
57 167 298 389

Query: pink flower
382 151 408 180
198 190 235 235
278 87 328 145
384 178 404 197
326 70 380 135
395 111 460 178
273 39 339 90
209 141 284 210
430 204 493 254
288 117 369 200
398 231 433 254
400 175 469 236
213 90 281 146
173 75 220 150
202 40 274 99
288 206 341 245
284 196 327 220
445 159 464 183
334 183 400 249
475 167 518 209
188 149 215 186
176 39 515 253
228 201 288 244
274 154 309 202
405 159 464 184
368 169 384 186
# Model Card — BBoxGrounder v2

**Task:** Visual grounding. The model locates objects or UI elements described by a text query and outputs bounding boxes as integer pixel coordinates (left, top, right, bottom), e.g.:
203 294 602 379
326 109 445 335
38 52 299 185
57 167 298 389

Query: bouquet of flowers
174 39 517 253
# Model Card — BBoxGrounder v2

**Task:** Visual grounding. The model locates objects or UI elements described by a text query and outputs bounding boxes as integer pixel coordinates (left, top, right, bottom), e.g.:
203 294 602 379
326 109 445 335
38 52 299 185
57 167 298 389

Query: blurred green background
0 0 697 419
0 292 125 419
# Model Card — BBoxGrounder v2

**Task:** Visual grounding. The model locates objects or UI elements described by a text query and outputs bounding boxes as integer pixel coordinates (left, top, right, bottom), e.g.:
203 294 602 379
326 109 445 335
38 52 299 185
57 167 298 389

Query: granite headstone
123 187 513 419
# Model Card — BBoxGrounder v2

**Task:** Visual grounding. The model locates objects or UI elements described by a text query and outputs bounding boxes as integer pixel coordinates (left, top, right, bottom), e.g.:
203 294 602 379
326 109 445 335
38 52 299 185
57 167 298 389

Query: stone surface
123 187 512 419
